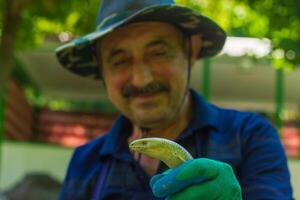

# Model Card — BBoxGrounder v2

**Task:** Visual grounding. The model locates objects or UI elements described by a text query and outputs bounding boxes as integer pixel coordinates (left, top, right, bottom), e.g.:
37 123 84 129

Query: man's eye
154 51 167 56
112 59 130 67
150 50 167 57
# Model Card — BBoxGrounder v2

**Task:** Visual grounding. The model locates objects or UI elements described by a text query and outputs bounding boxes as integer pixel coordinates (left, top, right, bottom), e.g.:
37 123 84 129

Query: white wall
0 141 73 190
289 160 300 199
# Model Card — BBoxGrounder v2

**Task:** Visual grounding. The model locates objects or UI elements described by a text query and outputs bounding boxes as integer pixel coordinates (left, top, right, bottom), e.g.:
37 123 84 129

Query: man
56 0 293 199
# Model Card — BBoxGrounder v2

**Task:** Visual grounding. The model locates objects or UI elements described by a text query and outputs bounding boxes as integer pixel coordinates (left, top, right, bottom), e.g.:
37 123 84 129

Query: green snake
129 137 193 168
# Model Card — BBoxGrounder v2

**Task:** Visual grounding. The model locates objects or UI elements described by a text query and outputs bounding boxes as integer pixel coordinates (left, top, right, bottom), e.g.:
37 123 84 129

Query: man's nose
131 60 154 87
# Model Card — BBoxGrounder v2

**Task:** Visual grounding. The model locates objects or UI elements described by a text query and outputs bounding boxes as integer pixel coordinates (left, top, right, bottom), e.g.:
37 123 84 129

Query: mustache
122 82 170 98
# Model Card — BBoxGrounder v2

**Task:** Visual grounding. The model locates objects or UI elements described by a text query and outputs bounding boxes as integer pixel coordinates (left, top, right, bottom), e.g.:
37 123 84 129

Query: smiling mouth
131 91 164 103
134 91 161 98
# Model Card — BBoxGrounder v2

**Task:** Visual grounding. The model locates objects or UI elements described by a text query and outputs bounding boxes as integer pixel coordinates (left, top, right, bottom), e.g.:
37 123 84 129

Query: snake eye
141 141 148 145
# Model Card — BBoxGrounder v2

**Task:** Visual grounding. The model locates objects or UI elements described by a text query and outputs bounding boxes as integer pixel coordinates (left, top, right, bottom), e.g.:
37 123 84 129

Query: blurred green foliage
24 86 117 113
14 0 100 49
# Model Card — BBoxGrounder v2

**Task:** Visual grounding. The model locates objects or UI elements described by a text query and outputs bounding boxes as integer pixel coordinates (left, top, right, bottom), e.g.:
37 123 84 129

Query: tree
0 0 31 90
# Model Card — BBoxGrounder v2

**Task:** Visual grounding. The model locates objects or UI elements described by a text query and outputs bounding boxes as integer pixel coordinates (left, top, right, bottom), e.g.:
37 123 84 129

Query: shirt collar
99 89 220 159
189 89 219 130
175 89 219 140
99 115 133 161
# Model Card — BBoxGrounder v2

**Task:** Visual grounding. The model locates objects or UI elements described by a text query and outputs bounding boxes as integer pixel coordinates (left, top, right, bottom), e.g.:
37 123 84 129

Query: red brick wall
4 79 33 140
3 79 118 147
35 109 117 147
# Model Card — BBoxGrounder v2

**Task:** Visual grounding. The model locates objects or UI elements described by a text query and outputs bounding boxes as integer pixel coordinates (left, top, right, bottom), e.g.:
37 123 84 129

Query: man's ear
190 35 202 66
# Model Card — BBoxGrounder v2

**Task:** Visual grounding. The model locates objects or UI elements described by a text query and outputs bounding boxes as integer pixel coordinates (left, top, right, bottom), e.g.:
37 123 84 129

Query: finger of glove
150 169 172 189
150 160 208 198
176 158 222 181
150 161 191 188
168 178 222 200
150 173 165 189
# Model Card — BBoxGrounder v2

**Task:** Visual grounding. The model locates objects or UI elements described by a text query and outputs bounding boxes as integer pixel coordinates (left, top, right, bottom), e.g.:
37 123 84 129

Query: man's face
100 22 191 129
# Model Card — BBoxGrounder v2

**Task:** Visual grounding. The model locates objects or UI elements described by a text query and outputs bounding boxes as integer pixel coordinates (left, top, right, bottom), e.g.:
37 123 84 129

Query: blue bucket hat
55 0 226 80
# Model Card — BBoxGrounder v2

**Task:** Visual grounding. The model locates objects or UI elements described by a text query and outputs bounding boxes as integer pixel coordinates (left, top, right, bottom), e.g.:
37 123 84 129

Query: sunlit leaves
177 0 269 37
176 0 299 68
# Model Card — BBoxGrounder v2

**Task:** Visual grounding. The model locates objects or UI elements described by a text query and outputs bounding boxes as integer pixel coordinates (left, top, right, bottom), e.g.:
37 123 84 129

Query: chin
132 114 171 129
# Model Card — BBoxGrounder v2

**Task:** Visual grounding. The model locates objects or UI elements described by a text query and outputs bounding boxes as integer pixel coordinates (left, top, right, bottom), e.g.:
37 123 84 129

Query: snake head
129 138 162 154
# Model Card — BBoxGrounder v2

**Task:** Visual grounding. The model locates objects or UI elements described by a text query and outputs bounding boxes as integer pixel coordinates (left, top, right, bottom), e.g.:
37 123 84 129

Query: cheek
157 67 177 78
105 73 129 95
155 62 188 82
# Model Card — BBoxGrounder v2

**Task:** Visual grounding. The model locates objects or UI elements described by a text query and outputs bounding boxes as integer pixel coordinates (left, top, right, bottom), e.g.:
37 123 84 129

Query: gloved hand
150 158 242 200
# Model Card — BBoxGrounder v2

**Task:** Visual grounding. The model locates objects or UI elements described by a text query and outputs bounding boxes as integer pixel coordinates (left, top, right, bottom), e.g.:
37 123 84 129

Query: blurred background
0 0 299 199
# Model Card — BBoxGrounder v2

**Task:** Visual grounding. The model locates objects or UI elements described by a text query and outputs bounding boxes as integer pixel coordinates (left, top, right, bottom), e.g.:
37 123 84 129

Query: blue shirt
59 90 293 200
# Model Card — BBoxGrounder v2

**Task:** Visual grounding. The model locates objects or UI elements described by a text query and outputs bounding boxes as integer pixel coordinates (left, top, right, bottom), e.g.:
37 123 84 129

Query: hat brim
56 4 226 80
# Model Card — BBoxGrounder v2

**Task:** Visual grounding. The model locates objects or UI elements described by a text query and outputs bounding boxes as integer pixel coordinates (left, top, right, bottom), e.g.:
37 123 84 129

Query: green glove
150 158 242 200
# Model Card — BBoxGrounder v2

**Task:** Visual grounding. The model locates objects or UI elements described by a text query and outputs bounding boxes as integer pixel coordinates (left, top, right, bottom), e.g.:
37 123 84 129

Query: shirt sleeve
240 113 293 199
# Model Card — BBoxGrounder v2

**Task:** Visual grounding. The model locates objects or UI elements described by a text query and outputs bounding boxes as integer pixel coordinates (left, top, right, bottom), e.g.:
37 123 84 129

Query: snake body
129 137 193 168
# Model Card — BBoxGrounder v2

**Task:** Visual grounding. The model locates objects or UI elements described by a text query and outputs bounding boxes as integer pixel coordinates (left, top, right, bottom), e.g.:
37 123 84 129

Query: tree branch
0 0 31 89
